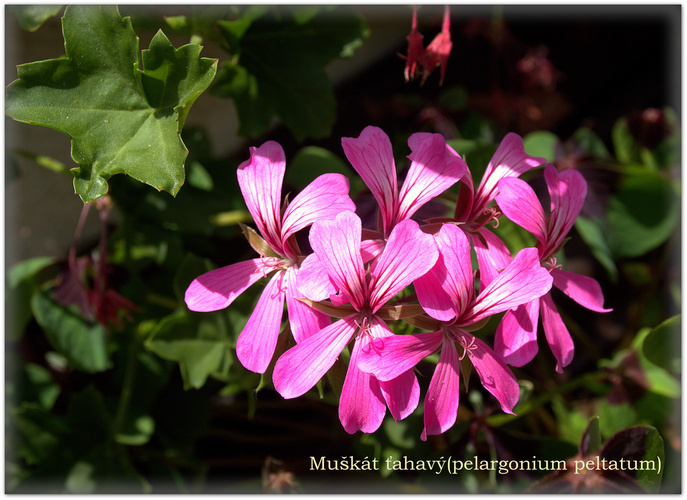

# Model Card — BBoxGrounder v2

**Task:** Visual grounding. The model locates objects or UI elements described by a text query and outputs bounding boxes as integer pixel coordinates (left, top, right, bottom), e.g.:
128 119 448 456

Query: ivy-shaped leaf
145 310 234 390
213 6 368 141
5 5 217 203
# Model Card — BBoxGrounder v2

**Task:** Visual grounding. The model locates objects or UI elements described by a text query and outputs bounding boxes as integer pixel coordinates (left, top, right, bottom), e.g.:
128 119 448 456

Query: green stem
112 332 141 439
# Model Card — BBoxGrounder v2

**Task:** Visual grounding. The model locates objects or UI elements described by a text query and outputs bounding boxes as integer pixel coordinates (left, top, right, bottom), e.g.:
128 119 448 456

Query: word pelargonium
185 125 611 439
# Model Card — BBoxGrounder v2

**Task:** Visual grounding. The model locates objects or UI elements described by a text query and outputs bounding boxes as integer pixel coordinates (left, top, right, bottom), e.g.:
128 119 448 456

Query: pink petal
341 126 399 236
273 315 358 399
369 317 420 421
494 301 540 367
470 133 547 220
236 271 286 374
185 258 275 312
551 268 612 313
434 224 474 314
414 265 456 322
540 294 574 373
339 334 388 434
357 330 444 381
457 331 520 414
496 177 547 244
360 238 385 263
379 371 421 423
471 228 513 289
543 164 588 255
395 133 467 225
280 173 355 253
453 168 475 222
284 266 331 344
422 338 460 441
463 247 552 325
368 219 439 311
295 253 336 302
236 141 285 253
309 211 367 311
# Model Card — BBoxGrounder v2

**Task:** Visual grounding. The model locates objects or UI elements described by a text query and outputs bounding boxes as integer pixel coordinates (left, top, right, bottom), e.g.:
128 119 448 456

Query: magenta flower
494 163 612 372
358 223 553 440
421 5 452 85
452 132 547 288
404 6 424 82
184 141 355 374
342 125 467 239
272 211 439 434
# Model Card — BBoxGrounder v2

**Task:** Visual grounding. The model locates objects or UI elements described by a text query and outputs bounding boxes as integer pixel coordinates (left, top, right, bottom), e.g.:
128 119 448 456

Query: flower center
458 334 478 360
542 256 563 272
472 206 502 231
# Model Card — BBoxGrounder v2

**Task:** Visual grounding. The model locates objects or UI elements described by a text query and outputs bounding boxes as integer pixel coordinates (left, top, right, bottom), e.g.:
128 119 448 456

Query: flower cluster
185 125 611 440
404 5 453 85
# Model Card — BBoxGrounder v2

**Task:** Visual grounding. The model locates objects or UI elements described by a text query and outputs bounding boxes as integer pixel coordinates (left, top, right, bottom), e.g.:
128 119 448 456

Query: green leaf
612 118 640 165
10 403 69 465
5 5 217 203
579 416 602 457
642 315 681 375
186 161 214 191
214 7 368 140
6 256 58 339
9 5 64 31
605 169 679 258
574 216 618 280
31 288 111 373
598 401 639 439
10 149 70 175
576 168 678 265
145 310 233 389
600 426 664 493
21 363 61 410
571 127 609 157
7 256 56 289
523 131 559 162
633 327 680 398
285 146 352 190
551 395 590 446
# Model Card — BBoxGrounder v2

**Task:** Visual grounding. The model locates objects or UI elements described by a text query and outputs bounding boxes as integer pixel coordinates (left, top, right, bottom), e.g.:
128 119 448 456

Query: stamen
259 255 281 278
484 206 501 228
458 335 478 360
354 316 370 336
542 257 563 271
472 206 502 231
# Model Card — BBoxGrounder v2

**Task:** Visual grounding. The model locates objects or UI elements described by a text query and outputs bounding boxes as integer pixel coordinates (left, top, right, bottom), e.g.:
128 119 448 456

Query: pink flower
404 6 425 82
421 5 452 85
184 141 355 374
453 132 547 289
272 211 439 434
358 223 553 440
342 125 467 239
454 132 547 228
494 163 612 372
